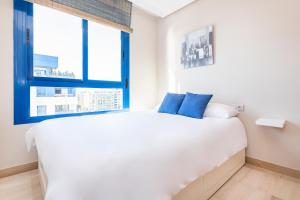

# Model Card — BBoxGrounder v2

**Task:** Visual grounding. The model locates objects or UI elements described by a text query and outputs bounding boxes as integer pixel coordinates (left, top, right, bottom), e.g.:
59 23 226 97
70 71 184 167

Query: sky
34 4 121 81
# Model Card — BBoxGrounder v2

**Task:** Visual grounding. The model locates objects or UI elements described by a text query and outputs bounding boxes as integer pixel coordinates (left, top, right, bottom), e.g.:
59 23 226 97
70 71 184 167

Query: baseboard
0 162 38 179
246 157 300 179
1 158 299 180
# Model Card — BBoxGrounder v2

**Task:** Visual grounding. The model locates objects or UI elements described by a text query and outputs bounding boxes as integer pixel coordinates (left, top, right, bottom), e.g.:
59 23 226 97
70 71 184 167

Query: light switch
234 104 245 112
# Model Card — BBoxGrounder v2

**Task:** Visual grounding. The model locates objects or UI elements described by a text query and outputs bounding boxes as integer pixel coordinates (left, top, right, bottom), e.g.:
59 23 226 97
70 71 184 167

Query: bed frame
173 149 245 200
39 149 245 200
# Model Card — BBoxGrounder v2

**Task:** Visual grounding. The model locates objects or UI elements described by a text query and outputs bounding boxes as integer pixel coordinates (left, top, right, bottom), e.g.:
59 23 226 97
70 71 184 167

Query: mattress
26 111 247 200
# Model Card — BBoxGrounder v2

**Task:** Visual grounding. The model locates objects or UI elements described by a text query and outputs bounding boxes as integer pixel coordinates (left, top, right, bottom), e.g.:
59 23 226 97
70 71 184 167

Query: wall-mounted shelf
255 118 286 128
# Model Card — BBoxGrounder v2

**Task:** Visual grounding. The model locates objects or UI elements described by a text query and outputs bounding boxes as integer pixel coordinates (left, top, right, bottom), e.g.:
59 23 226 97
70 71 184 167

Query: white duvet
26 111 247 200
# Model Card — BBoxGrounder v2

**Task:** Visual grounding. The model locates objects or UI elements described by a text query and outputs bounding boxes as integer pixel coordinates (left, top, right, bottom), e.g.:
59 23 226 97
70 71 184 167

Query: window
33 5 82 79
36 105 47 116
88 21 122 81
30 87 123 117
55 105 70 115
14 1 130 124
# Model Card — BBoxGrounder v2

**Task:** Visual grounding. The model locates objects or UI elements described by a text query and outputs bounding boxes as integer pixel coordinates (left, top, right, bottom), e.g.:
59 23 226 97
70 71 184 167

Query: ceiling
130 0 196 18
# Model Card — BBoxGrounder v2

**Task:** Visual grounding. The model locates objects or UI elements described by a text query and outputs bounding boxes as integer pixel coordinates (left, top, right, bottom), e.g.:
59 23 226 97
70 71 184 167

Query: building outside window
36 105 47 116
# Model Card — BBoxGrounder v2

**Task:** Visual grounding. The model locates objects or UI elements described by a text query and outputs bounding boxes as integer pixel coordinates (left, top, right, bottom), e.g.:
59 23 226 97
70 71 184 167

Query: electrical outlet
234 104 245 112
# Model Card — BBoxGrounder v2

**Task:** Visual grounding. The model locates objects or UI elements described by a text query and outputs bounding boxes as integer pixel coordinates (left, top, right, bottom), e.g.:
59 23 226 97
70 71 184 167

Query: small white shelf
256 118 286 128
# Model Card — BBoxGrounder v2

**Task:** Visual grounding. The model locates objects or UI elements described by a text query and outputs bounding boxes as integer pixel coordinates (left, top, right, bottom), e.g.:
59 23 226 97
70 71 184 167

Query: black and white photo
181 26 214 68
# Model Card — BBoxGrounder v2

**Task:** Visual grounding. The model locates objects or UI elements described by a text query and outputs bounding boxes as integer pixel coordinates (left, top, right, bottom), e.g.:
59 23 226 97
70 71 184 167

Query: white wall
0 0 158 170
130 7 158 110
157 0 300 170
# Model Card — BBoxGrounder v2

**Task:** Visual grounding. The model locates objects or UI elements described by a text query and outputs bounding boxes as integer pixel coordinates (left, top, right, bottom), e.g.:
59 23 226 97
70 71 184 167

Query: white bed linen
26 111 247 200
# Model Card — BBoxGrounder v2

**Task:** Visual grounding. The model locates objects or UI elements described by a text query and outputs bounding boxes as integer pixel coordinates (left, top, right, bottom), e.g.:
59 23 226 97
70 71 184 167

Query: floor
0 164 299 200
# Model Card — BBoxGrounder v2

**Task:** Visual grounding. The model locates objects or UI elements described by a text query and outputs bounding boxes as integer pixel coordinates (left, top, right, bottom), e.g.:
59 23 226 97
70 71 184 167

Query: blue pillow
158 93 185 114
177 92 213 119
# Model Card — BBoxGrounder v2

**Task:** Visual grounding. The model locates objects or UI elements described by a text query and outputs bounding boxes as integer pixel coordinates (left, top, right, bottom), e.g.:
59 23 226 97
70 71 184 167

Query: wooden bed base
38 161 47 197
173 149 245 200
39 149 245 200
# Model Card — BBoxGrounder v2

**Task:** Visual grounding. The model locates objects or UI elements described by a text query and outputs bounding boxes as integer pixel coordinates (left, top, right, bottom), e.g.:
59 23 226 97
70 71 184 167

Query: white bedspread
26 111 247 200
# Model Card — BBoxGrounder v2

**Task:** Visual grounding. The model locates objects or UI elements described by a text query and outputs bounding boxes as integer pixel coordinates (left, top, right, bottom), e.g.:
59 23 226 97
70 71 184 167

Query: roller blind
24 0 133 33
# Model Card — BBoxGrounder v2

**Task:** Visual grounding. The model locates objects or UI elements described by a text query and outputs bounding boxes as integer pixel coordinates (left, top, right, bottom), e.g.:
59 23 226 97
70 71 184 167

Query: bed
26 111 247 200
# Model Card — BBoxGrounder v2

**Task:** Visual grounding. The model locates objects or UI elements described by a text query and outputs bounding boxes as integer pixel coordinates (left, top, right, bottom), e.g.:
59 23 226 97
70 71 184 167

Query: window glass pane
33 4 82 79
30 87 123 117
88 21 121 81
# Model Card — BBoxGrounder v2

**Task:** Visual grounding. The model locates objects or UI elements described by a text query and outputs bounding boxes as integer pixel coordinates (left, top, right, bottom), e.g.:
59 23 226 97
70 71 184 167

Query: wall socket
234 104 245 112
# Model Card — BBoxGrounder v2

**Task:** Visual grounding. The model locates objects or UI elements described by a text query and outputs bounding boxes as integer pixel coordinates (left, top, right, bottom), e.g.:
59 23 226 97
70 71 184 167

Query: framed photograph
181 25 214 69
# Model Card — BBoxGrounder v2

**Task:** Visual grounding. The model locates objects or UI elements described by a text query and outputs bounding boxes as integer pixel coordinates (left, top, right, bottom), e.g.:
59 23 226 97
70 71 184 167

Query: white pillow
204 103 239 118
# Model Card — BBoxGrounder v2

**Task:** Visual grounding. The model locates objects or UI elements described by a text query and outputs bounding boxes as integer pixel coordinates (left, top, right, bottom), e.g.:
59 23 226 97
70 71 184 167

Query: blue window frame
14 0 130 125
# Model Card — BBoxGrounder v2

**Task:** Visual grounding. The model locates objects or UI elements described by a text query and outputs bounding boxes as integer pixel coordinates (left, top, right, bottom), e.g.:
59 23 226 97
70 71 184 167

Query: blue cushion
158 93 186 114
177 93 213 119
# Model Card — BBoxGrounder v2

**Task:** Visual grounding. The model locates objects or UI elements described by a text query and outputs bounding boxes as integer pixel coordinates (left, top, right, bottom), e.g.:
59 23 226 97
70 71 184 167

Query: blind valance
24 0 133 33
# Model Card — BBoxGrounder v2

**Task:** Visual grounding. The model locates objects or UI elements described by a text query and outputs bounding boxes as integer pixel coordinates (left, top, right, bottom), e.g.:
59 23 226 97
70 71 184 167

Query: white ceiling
130 0 196 18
